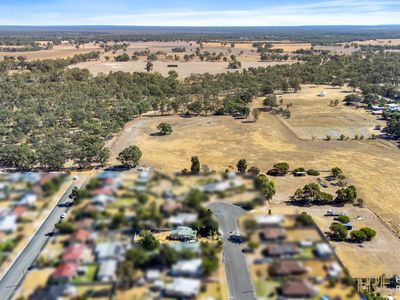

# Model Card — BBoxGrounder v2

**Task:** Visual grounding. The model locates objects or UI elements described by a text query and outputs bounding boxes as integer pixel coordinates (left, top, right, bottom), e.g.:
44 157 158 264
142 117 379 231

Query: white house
95 242 125 262
90 195 116 207
18 193 37 207
168 213 198 226
199 179 242 193
136 171 150 184
165 278 201 298
314 243 333 258
255 215 284 227
171 258 202 277
97 260 117 282
0 215 17 233
326 262 342 279
146 269 160 282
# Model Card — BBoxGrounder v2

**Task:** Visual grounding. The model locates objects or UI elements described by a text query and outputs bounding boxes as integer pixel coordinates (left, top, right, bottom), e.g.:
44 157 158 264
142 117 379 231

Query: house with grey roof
164 278 201 298
169 226 197 241
94 242 125 262
97 260 117 282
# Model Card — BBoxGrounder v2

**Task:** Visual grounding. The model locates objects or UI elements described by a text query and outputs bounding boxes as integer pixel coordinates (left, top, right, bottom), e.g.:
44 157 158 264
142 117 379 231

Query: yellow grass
106 84 400 277
17 268 53 298
272 43 312 52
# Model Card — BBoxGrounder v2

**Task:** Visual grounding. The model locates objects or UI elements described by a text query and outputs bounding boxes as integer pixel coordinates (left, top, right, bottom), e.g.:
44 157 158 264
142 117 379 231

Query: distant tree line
0 49 400 170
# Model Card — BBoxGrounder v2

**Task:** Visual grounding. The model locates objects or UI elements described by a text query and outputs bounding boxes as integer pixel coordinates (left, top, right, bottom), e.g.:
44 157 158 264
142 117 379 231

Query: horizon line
1 24 400 28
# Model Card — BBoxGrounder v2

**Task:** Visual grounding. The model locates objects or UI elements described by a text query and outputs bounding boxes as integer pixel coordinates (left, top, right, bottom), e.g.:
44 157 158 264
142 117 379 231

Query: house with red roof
70 229 91 244
90 186 114 197
51 263 78 281
62 244 92 263
11 206 26 217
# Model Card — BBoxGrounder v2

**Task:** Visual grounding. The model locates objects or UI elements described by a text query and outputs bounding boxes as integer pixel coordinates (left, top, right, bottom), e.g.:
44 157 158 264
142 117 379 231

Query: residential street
208 202 256 300
0 175 90 300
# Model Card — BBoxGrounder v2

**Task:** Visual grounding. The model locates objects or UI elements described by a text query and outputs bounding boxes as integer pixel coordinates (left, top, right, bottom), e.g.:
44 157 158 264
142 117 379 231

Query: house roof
52 263 78 279
170 226 197 237
168 213 198 225
261 227 287 240
165 278 201 297
11 206 26 217
315 243 333 256
146 269 160 281
172 258 202 274
0 215 17 232
281 279 317 297
62 244 85 261
265 243 299 256
255 214 284 226
97 259 117 280
75 218 94 230
71 229 90 243
269 261 307 276
95 242 124 260
98 171 120 179
199 179 241 193
90 187 114 196
39 173 57 185
162 200 179 212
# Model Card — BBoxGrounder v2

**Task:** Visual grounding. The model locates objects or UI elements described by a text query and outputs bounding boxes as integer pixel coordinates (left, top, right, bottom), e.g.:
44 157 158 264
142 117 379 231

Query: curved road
209 202 256 300
0 176 89 300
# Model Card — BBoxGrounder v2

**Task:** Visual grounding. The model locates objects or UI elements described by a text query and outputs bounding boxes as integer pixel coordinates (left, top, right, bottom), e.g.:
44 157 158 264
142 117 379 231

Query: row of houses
247 214 350 299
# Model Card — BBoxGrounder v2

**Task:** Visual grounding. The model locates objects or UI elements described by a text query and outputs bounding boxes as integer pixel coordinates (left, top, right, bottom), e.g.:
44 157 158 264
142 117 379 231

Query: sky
0 0 399 26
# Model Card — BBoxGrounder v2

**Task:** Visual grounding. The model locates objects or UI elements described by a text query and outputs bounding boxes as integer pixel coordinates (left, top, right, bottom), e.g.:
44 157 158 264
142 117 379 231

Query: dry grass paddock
106 84 400 277
0 42 102 61
72 60 294 78
278 85 385 140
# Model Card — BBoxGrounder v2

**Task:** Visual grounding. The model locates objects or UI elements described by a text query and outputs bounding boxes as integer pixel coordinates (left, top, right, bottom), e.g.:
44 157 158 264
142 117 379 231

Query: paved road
209 202 256 300
0 176 88 300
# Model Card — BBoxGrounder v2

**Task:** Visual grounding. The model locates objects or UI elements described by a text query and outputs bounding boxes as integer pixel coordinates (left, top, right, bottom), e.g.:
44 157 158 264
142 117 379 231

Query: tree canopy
117 145 142 168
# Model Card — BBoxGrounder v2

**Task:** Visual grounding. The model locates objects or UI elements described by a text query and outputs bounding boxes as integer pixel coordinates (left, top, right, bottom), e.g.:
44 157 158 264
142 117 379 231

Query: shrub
306 169 320 176
292 167 305 174
360 227 377 241
55 221 75 234
247 166 260 177
190 156 200 174
295 212 314 227
329 223 348 241
336 215 350 224
254 175 276 200
139 230 160 251
267 162 289 176
350 230 367 243
235 200 256 211
236 159 248 174
157 122 172 135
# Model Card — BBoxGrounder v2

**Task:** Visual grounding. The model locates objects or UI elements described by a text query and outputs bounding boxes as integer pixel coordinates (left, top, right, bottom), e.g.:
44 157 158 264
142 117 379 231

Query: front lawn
72 264 97 284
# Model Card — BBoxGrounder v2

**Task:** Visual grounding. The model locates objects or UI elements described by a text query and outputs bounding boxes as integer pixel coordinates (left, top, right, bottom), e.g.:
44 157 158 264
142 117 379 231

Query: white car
72 175 79 180
60 213 66 219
